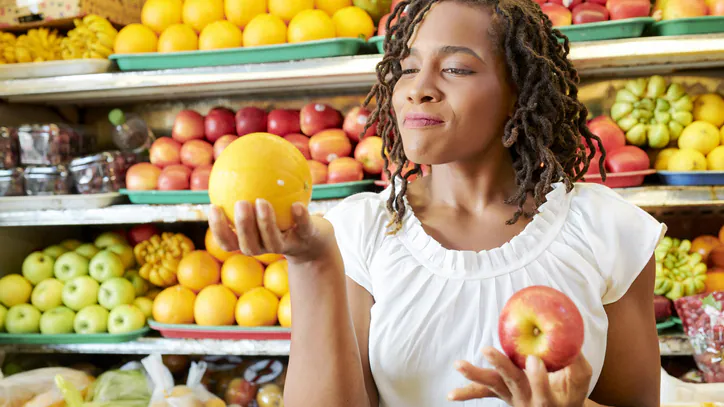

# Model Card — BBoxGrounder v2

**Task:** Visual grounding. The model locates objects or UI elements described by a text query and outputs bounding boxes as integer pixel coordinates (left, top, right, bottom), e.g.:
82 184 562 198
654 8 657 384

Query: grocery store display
134 232 195 287
655 237 708 301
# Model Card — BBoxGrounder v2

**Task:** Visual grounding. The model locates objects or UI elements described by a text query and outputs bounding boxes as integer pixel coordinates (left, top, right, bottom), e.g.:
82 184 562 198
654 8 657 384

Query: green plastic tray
656 317 683 333
311 180 377 200
648 16 724 36
557 17 655 42
0 326 150 345
110 38 366 71
369 36 385 53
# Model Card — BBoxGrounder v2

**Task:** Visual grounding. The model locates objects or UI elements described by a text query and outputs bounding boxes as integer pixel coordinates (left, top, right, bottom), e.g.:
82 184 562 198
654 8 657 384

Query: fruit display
134 232 195 287
582 115 650 176
539 0 652 27
655 236 708 301
654 0 724 19
61 15 118 60
674 293 724 383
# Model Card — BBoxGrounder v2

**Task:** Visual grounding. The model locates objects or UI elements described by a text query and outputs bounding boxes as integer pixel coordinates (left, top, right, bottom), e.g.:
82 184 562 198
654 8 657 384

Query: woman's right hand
208 199 338 265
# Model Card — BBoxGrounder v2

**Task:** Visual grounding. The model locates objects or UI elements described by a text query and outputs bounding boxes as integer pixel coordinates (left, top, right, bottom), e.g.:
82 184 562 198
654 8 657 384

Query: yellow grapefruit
114 24 158 54
254 253 284 265
158 24 198 53
278 292 291 327
243 14 287 47
332 6 374 39
287 9 336 43
236 287 279 327
205 228 239 262
199 21 243 50
152 285 196 324
221 254 265 296
269 0 314 22
194 285 237 326
263 259 289 298
183 0 225 33
177 250 221 292
141 0 183 34
226 0 268 29
315 0 352 16
678 121 721 156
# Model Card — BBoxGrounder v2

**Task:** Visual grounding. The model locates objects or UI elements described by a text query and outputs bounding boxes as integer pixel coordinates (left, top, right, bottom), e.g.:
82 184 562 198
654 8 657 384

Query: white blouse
324 182 666 407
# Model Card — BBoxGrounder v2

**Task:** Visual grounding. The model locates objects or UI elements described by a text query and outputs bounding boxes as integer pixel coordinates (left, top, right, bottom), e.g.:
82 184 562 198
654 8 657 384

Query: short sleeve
571 184 667 305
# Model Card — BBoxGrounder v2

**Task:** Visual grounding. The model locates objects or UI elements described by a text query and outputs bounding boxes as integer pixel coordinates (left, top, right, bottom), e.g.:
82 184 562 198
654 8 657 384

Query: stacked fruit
654 0 724 19
0 27 63 63
0 32 16 64
61 15 118 60
0 232 152 336
654 236 708 301
691 225 724 292
674 293 724 383
581 115 650 178
134 232 195 287
536 0 651 27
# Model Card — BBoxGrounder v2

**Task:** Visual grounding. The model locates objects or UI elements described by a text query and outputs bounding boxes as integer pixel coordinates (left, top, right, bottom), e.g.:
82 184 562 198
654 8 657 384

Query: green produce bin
311 180 377 200
557 17 655 42
648 16 724 36
0 327 150 345
369 36 385 53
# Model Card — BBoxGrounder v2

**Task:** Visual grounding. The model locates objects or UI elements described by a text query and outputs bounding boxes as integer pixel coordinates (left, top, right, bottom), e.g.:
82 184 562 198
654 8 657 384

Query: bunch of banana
0 32 16 64
61 14 117 60
654 237 708 301
11 28 63 63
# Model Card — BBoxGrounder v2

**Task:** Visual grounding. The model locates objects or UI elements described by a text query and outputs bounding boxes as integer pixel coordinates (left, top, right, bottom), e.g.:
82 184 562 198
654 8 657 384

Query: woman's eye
401 68 418 75
443 68 473 75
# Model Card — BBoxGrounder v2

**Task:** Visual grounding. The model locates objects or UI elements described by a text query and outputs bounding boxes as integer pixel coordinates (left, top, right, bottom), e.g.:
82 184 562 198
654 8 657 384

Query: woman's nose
406 70 442 104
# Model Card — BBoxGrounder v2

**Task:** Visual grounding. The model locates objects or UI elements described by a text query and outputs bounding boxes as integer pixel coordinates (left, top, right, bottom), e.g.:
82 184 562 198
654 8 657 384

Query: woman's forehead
406 2 495 54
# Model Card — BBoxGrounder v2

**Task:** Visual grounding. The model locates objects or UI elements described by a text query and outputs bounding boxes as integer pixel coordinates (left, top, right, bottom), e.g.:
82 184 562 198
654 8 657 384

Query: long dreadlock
362 0 605 234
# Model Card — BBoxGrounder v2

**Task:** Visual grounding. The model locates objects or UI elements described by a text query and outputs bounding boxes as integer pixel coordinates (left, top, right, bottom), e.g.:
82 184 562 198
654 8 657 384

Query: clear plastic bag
142 353 224 407
0 367 93 407
675 293 724 383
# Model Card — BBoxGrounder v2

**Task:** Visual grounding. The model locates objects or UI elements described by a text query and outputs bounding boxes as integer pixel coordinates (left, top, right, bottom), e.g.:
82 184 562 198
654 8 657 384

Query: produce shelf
2 34 724 104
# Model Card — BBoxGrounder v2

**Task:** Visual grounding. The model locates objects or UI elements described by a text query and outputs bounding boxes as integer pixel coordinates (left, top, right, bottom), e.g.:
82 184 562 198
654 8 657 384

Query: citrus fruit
332 6 374 39
183 0 225 33
668 148 707 171
209 133 313 231
287 10 336 43
0 275 32 307
114 24 158 54
158 24 198 53
199 20 243 51
141 0 183 34
706 271 724 293
278 292 291 327
264 259 289 298
693 93 724 128
152 285 196 324
707 146 724 171
205 228 239 262
654 147 679 171
243 14 287 47
254 253 285 265
221 254 265 296
236 287 279 326
721 125 724 145
315 0 352 16
226 0 268 28
194 284 237 326
177 250 221 292
678 121 721 156
269 0 314 22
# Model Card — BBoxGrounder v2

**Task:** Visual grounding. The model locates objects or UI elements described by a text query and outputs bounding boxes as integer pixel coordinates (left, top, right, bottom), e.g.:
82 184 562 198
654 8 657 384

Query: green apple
54 252 90 282
43 245 68 259
22 252 55 285
62 276 99 311
5 304 41 334
133 297 153 319
89 250 125 283
124 270 149 297
0 304 6 331
108 244 135 269
31 278 64 312
60 239 83 251
40 306 75 334
75 243 100 259
74 305 109 334
98 277 135 310
94 232 127 249
108 304 146 334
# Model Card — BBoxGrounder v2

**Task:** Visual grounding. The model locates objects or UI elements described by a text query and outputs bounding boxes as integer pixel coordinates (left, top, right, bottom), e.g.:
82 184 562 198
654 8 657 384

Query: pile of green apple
0 232 155 336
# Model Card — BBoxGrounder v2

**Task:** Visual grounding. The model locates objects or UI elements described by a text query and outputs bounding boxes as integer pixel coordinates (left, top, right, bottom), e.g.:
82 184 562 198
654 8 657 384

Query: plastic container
69 152 125 194
675 292 724 383
0 127 19 170
649 16 724 37
0 327 150 345
658 171 724 186
108 109 155 153
149 319 291 340
24 165 73 195
369 35 385 53
0 167 24 196
0 59 111 80
110 38 366 71
580 169 655 188
557 17 655 42
17 123 78 166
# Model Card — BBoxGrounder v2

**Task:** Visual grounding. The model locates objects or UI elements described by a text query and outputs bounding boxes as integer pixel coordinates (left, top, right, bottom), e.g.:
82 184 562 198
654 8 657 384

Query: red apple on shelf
710 0 724 16
190 165 212 191
125 163 162 191
225 378 257 406
308 160 328 185
284 133 311 159
309 129 353 164
344 107 376 142
328 157 364 184
149 137 182 168
158 164 191 191
605 145 649 173
300 103 343 136
541 3 573 26
180 139 214 168
354 136 384 174
205 107 236 143
607 0 652 20
572 2 609 24
172 110 205 143
661 0 707 19
587 116 625 154
267 109 301 136
587 0 607 5
549 0 583 10
213 135 238 160
498 285 584 372
235 107 268 136
127 224 160 246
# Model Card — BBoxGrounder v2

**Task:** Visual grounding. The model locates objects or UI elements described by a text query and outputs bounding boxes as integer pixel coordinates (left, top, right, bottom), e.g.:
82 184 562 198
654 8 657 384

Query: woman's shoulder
323 189 391 246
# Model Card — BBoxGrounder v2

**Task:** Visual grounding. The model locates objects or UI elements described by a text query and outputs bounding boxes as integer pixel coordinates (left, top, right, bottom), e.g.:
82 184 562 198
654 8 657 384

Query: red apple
607 0 652 20
328 157 364 184
354 136 384 174
205 107 236 143
190 165 212 191
308 160 328 185
377 13 401 36
605 145 649 173
213 135 239 160
172 110 205 143
127 224 160 246
225 378 257 406
662 0 708 19
541 3 573 26
499 285 584 372
587 0 607 4
710 0 724 15
284 133 311 159
549 0 583 10
309 129 353 164
150 137 182 168
235 107 268 136
572 2 609 24
587 116 625 154
158 164 191 191
343 107 376 142
300 103 343 136
267 109 301 136
180 139 214 168
125 163 162 191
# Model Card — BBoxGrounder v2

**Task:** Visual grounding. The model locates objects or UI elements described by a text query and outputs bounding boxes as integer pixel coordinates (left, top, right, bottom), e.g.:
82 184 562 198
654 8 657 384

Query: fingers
291 202 314 239
209 205 239 252
447 382 497 402
525 356 553 403
482 347 530 399
234 201 264 256
557 352 593 388
452 360 511 402
255 199 285 254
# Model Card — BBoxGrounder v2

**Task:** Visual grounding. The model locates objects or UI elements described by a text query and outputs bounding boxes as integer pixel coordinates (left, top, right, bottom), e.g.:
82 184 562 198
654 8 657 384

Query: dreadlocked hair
362 0 605 234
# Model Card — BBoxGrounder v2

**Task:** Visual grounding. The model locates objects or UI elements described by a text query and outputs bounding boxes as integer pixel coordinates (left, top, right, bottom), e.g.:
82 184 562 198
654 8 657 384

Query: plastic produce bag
0 367 93 407
90 368 152 405
676 293 724 383
142 353 224 407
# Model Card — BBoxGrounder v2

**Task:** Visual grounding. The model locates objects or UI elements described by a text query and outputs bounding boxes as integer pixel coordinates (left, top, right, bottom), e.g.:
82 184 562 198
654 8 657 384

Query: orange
205 228 239 262
269 0 314 22
315 0 351 16
183 0 225 33
114 24 158 54
706 271 724 293
209 133 313 231
141 0 183 34
177 250 221 292
236 287 279 327
152 285 196 324
199 21 243 51
221 254 265 296
194 285 237 326
254 253 284 265
264 259 289 298
158 24 198 53
332 6 374 40
242 14 287 47
278 292 291 327
287 10 336 43
226 0 268 29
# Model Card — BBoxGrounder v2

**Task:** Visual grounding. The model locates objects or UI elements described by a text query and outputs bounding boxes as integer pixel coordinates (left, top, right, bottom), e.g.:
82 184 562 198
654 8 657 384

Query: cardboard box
0 0 143 30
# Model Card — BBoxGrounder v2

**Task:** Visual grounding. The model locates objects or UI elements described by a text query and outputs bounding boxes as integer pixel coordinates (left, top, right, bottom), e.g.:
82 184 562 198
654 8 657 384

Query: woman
209 0 665 405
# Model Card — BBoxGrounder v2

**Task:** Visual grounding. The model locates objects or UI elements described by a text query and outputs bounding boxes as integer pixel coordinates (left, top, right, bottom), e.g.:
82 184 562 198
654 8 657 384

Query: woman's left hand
448 347 592 407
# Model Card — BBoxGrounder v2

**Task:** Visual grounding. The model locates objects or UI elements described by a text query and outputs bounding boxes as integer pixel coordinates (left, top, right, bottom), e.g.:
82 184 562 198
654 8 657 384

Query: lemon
316 0 352 16
141 0 183 34
668 148 707 171
654 147 679 171
226 0 268 29
199 21 243 50
183 0 225 33
269 0 314 22
678 121 721 155
158 24 198 53
235 287 280 327
243 14 287 47
288 10 336 43
114 24 158 54
721 124 724 145
332 6 375 39
693 93 724 128
707 146 724 170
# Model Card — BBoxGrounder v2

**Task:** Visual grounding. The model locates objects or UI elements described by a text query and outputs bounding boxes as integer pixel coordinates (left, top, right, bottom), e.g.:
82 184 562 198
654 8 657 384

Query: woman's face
392 1 516 166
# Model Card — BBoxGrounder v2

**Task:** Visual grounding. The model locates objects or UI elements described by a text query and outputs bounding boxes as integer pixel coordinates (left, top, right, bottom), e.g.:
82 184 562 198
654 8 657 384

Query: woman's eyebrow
437 45 484 62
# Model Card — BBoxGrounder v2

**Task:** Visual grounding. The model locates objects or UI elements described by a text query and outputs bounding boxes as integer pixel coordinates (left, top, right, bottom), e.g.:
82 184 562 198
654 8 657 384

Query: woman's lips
404 113 444 129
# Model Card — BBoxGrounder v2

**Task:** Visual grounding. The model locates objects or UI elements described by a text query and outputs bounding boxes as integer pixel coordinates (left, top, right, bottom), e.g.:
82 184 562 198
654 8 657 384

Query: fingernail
447 392 455 401
292 203 304 216
526 355 537 372
255 199 265 217
454 360 464 370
